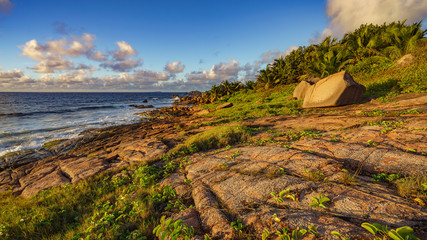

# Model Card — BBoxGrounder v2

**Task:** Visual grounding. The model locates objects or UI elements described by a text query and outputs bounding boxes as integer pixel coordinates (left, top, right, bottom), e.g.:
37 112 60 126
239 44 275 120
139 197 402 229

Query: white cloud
0 68 35 89
186 59 242 84
324 0 427 37
19 34 99 73
101 41 141 72
0 0 12 14
33 58 74 73
165 61 185 74
91 50 107 61
100 58 141 72
113 41 137 60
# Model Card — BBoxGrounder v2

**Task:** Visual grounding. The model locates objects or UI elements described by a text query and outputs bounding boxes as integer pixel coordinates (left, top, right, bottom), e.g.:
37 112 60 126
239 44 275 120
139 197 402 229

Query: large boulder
302 71 365 108
293 78 320 100
394 54 415 67
293 81 312 100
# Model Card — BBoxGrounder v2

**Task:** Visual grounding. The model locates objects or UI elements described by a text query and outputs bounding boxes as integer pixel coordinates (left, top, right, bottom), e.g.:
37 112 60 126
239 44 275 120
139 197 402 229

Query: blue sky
0 0 426 92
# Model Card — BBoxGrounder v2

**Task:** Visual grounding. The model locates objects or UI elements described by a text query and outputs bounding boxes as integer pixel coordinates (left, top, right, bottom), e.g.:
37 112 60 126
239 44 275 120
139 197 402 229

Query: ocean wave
0 105 118 117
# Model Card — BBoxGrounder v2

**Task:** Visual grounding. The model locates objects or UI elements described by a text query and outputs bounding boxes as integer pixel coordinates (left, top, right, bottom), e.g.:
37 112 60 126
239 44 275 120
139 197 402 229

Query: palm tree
382 21 426 58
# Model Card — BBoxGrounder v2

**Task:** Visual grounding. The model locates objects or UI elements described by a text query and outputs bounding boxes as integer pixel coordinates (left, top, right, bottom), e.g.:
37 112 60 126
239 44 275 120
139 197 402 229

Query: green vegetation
271 188 296 203
230 219 246 234
262 225 317 240
171 124 251 154
42 139 65 150
361 222 419 240
309 192 330 209
153 216 195 240
0 165 172 239
372 173 402 183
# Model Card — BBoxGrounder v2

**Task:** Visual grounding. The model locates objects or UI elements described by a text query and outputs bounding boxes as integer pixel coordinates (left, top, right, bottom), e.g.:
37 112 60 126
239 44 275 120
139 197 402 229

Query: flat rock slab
107 139 168 162
178 146 427 239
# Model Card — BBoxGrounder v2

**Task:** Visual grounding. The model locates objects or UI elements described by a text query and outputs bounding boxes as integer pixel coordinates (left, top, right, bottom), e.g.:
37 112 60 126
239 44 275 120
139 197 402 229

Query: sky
0 0 426 92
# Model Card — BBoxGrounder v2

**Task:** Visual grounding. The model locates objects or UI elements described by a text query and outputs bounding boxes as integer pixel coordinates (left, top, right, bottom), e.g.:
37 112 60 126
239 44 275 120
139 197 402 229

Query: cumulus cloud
258 46 299 65
0 0 13 14
91 50 107 61
324 0 427 37
101 41 141 72
186 59 242 84
0 68 35 89
19 33 99 73
113 41 137 60
100 58 141 72
165 61 185 74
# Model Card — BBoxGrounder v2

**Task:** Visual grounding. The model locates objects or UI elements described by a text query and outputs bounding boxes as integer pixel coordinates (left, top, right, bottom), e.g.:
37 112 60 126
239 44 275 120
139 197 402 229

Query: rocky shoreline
0 93 426 239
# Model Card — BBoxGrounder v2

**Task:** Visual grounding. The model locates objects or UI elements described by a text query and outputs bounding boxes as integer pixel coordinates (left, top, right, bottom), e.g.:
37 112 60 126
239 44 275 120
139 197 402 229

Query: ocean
0 92 182 156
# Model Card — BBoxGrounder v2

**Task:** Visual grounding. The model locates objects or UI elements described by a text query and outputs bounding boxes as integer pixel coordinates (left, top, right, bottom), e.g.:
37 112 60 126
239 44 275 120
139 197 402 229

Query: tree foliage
202 21 426 102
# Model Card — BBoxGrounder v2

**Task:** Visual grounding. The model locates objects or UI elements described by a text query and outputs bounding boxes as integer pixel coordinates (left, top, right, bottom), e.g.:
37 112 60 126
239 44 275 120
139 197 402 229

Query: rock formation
293 71 365 108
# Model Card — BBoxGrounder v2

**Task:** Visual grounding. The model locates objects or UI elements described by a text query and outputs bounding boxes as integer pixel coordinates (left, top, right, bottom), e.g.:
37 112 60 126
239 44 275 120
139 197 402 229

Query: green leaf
395 226 414 236
331 231 342 238
372 223 387 233
173 219 183 229
320 196 330 203
292 230 298 240
388 230 404 240
154 225 163 236
160 230 170 240
279 188 290 197
299 229 307 236
361 222 378 235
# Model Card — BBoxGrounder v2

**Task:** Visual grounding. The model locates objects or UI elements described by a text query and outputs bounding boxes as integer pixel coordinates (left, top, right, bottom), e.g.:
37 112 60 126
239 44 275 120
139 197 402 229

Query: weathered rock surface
0 119 185 198
303 71 365 108
0 148 53 170
167 140 426 239
160 94 427 239
293 79 317 100
106 139 168 162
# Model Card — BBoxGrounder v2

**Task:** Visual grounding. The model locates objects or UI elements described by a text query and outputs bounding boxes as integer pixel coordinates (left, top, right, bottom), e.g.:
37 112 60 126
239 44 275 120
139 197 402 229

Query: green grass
352 44 427 101
171 124 252 154
0 165 169 240
200 84 303 122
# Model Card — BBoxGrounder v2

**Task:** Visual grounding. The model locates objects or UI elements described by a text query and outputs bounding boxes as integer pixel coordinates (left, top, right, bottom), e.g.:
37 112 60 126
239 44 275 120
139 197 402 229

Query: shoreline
0 94 182 159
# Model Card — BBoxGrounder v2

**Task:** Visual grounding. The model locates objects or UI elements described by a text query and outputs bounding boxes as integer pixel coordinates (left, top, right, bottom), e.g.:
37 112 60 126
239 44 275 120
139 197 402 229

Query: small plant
340 169 358 185
231 219 246 234
302 170 326 182
366 140 379 146
229 150 242 160
331 231 350 240
275 227 307 240
371 173 401 183
272 213 281 222
308 225 318 236
271 188 297 203
183 178 193 185
361 222 420 240
216 162 229 170
262 229 271 240
309 192 330 209
153 216 195 240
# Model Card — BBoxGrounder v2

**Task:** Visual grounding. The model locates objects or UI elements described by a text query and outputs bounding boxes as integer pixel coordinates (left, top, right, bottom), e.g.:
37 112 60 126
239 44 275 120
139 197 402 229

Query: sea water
0 92 181 156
